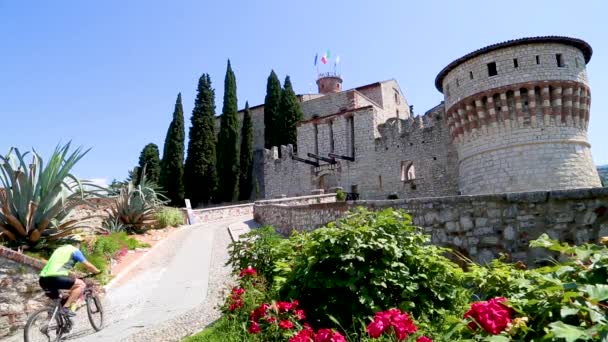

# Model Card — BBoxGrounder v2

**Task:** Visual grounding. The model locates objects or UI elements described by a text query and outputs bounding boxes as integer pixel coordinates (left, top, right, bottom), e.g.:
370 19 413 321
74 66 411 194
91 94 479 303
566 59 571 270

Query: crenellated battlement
263 144 296 163
377 103 445 143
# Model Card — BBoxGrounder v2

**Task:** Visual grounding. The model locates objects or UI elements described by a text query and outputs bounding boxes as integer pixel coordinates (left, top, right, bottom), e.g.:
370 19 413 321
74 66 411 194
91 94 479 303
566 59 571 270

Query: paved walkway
13 216 255 342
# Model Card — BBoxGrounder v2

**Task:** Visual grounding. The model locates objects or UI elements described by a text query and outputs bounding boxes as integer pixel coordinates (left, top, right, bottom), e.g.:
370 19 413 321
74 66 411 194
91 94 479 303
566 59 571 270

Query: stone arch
317 172 338 192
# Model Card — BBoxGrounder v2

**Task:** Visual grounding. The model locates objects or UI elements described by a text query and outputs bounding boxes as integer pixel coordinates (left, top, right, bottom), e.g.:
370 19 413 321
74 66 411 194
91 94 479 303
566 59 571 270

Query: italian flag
321 50 330 64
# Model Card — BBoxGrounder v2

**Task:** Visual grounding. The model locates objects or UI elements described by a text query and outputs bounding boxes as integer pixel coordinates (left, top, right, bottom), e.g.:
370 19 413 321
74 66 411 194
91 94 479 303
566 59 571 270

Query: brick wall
253 188 608 264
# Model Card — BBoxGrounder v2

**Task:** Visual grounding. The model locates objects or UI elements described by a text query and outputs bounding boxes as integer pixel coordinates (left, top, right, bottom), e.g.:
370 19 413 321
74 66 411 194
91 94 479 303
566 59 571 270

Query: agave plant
108 166 166 234
0 143 105 248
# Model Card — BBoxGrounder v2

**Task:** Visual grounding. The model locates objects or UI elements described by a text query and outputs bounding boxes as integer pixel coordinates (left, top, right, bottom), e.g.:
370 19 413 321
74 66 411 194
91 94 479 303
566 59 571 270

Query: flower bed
186 208 608 341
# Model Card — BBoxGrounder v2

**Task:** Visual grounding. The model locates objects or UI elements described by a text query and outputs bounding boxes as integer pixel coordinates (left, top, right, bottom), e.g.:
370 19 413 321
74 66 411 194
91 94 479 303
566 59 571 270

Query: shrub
108 166 167 234
155 207 185 228
336 189 346 201
281 208 469 328
0 143 104 249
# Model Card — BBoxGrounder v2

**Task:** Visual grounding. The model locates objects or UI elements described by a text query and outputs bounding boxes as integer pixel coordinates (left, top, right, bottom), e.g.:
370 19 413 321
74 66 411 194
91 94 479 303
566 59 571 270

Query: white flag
335 56 340 64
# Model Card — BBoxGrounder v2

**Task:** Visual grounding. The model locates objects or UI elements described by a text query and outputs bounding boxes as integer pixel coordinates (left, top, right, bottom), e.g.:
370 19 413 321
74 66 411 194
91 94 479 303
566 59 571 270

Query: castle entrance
317 173 338 192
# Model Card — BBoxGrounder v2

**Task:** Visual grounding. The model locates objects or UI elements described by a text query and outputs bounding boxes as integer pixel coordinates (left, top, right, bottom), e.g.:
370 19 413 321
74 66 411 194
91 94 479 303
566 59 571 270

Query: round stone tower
316 72 343 94
435 36 601 195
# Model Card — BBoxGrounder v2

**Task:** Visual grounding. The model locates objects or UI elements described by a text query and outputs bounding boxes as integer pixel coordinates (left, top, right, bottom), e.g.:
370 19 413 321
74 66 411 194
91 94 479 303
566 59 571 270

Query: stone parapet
253 188 608 264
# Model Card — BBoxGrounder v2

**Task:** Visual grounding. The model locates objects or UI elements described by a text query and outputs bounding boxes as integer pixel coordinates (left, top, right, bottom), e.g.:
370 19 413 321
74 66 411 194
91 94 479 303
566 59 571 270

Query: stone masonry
253 187 608 265
259 36 601 199
0 247 47 338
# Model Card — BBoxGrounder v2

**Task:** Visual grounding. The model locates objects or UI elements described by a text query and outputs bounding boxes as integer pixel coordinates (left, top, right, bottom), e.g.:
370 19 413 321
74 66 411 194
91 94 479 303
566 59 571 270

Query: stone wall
188 203 254 223
254 194 337 226
253 188 608 265
0 247 47 338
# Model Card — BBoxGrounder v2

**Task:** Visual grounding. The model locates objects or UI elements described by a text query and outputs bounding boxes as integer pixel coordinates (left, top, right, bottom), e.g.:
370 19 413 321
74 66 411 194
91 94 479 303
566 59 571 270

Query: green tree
184 74 218 207
263 70 282 149
238 101 254 201
216 60 240 203
279 75 303 149
136 143 161 185
160 93 186 206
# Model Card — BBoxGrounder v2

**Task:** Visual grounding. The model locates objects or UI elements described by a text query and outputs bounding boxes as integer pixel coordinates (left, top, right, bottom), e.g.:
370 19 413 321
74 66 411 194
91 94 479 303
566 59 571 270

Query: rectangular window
346 116 355 157
329 121 335 153
313 123 319 155
513 58 519 68
536 55 540 64
469 71 473 80
487 62 497 77
556 54 564 67
394 90 400 104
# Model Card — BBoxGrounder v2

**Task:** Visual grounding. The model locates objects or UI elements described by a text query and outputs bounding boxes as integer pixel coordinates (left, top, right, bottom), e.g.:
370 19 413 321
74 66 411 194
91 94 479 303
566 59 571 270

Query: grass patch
155 207 185 228
184 318 248 342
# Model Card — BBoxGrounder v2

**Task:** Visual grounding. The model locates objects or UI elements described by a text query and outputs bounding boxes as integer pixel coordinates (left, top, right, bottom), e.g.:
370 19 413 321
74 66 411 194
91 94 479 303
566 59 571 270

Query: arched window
400 161 415 181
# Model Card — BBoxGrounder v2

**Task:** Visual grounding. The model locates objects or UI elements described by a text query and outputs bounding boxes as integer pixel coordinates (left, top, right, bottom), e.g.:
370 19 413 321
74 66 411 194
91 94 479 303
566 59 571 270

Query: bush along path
187 208 608 342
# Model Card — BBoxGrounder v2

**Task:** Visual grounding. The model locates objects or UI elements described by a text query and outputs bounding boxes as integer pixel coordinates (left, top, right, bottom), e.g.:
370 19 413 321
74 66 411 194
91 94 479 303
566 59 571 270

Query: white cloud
89 178 108 188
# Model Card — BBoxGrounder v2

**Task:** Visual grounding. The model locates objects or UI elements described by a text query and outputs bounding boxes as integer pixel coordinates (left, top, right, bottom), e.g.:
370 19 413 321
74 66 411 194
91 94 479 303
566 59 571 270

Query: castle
230 36 602 200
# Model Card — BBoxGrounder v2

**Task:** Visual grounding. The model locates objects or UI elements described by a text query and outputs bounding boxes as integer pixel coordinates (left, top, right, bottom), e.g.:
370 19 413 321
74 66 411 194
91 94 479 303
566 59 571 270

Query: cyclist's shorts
39 276 75 299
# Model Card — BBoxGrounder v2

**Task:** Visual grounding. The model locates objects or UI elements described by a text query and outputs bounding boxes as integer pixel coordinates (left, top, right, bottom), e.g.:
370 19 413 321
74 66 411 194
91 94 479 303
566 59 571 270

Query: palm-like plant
0 143 104 248
108 166 166 234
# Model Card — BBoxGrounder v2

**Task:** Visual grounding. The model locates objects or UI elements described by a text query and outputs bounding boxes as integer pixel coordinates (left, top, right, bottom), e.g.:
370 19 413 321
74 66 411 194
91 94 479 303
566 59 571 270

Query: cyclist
38 234 100 317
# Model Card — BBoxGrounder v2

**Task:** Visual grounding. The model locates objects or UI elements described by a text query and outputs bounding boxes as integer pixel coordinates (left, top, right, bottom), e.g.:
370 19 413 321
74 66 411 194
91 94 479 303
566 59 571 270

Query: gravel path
10 216 255 342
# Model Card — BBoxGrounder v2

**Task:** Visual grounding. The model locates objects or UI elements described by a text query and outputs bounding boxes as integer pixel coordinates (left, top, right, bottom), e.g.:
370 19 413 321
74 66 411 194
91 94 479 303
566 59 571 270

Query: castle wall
439 40 600 195
253 187 608 265
441 43 589 109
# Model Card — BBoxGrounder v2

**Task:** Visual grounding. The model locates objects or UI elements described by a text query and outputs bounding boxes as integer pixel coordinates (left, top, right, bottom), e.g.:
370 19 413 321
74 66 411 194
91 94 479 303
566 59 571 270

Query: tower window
536 55 540 64
556 54 564 67
396 109 399 118
513 58 519 68
394 90 400 104
487 62 497 77
456 78 460 87
469 71 473 80
329 121 335 153
445 84 450 97
313 123 319 155
400 161 415 181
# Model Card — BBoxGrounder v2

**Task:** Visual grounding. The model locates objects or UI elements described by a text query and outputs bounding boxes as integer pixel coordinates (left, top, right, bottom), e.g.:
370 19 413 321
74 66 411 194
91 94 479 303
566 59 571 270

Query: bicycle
24 274 104 342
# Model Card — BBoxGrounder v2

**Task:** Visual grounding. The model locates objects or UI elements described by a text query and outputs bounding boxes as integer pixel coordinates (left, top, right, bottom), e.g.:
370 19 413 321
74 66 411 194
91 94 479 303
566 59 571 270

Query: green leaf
549 321 592 342
483 336 511 342
582 284 608 301
560 306 579 318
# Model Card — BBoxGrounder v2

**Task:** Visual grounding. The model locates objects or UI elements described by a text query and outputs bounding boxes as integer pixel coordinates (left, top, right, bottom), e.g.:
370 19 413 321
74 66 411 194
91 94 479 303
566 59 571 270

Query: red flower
248 321 261 334
464 297 512 335
232 287 245 296
315 328 346 342
367 319 386 338
266 316 277 324
279 320 295 330
239 266 257 277
228 300 244 311
294 309 306 320
289 326 315 342
277 301 293 313
416 337 432 342
250 303 270 322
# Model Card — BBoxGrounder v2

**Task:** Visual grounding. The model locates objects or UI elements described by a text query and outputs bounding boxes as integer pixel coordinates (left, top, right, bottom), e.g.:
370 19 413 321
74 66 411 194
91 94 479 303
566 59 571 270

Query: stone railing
253 188 608 264
253 194 337 227
0 247 47 338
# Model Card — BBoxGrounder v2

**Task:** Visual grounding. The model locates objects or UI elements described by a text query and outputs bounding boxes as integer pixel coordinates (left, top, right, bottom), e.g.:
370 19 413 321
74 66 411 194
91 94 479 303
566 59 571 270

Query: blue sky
1 0 607 185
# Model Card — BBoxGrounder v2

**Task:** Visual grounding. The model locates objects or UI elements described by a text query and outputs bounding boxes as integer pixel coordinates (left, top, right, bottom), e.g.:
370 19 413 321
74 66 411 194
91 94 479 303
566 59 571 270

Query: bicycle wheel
24 307 63 342
86 294 104 331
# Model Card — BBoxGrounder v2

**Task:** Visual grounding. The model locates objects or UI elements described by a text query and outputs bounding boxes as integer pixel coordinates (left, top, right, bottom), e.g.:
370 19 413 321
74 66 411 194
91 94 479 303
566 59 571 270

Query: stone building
226 36 602 200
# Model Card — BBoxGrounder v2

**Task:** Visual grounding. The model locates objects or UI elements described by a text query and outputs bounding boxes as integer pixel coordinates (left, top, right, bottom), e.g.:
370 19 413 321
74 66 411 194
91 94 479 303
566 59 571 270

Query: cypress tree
160 93 185 206
263 70 282 149
216 59 240 203
184 74 218 207
238 101 254 201
279 75 304 149
136 143 161 185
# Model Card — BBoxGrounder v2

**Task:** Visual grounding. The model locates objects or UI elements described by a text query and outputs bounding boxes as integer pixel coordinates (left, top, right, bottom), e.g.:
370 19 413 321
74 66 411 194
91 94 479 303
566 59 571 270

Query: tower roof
435 36 593 93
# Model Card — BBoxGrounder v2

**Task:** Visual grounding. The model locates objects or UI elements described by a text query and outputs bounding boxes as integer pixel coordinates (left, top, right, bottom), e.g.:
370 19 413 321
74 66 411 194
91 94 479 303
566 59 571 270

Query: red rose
464 297 512 335
279 320 295 330
250 303 270 322
367 319 386 338
315 328 346 342
248 321 261 334
266 316 277 323
416 337 432 342
232 287 245 296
